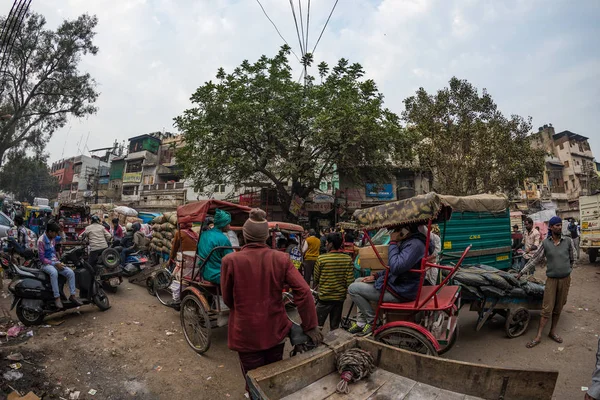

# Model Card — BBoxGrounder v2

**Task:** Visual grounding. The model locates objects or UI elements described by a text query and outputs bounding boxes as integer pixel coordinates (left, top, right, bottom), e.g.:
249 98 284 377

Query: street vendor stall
57 204 90 241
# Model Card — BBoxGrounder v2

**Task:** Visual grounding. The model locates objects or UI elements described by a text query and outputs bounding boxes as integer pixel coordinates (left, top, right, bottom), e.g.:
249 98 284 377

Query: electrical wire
0 0 32 76
0 0 25 72
255 0 301 63
305 0 311 56
289 0 304 56
298 0 305 55
311 0 339 55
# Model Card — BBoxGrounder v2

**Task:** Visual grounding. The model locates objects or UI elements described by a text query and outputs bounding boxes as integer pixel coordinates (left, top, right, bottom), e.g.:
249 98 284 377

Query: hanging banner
289 195 305 217
346 201 361 210
365 183 394 200
313 194 335 204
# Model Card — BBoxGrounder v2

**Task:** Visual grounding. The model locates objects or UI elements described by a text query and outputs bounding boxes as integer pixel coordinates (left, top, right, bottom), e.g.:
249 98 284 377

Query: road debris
3 370 24 381
9 363 23 369
88 389 97 395
6 352 24 361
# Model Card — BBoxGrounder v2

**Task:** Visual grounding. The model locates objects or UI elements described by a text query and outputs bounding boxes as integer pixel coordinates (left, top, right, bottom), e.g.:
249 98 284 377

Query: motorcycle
78 236 123 293
7 245 111 326
1 237 38 279
112 245 148 278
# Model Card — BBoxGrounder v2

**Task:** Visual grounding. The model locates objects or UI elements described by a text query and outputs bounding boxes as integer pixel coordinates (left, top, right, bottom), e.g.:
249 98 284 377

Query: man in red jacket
221 208 321 387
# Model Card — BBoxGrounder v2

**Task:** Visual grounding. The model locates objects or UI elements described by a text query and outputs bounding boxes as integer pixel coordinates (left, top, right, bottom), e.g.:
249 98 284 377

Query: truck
580 194 600 263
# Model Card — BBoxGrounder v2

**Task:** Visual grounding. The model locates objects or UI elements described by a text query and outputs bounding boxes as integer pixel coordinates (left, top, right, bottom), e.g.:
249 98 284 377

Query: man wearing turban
198 209 234 283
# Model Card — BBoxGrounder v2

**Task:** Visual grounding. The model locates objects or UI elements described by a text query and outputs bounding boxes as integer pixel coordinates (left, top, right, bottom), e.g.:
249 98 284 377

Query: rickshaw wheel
505 307 530 338
146 276 156 296
438 324 458 355
180 294 212 354
375 326 438 356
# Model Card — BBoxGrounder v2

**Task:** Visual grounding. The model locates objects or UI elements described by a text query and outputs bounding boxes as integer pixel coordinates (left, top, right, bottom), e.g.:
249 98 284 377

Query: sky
14 0 600 164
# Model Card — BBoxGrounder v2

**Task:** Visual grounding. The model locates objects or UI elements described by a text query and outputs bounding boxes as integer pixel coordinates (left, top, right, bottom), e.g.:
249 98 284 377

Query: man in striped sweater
313 233 355 331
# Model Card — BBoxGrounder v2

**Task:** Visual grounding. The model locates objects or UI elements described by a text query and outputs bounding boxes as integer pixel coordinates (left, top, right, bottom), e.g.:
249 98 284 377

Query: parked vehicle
7 245 111 326
580 194 600 263
0 211 13 238
57 204 90 241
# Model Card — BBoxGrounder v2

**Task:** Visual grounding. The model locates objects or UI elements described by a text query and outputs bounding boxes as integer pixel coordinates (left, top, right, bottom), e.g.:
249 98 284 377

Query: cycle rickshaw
351 192 472 356
172 200 306 354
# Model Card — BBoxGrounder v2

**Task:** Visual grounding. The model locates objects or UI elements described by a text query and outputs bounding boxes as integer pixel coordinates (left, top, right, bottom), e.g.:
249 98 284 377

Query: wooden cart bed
248 330 558 400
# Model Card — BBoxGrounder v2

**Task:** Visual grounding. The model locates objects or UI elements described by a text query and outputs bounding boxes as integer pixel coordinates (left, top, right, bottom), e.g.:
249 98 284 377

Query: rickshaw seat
381 285 460 312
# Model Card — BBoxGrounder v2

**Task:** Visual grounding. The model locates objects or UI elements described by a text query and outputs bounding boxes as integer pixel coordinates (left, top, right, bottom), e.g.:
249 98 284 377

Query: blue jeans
42 264 77 298
121 248 135 265
348 278 401 325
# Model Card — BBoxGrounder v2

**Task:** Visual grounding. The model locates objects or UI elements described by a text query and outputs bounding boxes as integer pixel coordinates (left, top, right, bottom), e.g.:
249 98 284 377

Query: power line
298 0 305 55
255 0 301 63
305 0 311 56
0 0 32 75
312 0 339 55
289 0 304 56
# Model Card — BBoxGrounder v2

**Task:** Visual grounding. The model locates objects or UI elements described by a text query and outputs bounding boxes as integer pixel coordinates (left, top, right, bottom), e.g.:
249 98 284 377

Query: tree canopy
403 77 545 196
0 12 99 166
175 46 409 213
0 152 58 202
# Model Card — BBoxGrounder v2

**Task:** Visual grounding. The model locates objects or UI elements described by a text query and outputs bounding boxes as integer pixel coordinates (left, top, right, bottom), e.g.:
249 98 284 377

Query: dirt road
0 260 598 399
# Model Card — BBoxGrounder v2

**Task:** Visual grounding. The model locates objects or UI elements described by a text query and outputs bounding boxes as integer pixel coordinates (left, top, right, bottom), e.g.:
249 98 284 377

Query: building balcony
141 182 185 193
550 192 568 200
126 150 156 162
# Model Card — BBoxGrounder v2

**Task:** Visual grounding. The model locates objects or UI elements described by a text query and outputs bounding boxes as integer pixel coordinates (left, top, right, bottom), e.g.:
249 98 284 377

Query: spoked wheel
375 326 438 356
180 294 211 354
146 276 156 296
154 269 174 306
505 307 531 338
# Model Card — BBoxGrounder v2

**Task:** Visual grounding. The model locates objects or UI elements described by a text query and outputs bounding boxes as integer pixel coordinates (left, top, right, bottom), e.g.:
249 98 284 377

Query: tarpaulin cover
352 192 453 230
437 194 509 213
177 200 251 226
352 192 509 230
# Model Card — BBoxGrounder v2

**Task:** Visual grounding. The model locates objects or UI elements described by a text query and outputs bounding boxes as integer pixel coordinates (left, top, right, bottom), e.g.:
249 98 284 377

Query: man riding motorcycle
120 222 147 265
79 215 112 267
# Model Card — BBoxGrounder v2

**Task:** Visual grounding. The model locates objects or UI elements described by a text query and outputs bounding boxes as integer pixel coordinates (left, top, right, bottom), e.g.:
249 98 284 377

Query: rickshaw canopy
177 200 251 226
352 192 508 230
268 221 304 233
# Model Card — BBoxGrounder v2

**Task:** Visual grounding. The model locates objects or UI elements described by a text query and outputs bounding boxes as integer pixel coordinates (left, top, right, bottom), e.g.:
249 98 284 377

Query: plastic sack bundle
522 282 545 298
482 273 514 291
480 285 506 298
453 271 489 287
508 287 528 298
497 270 520 287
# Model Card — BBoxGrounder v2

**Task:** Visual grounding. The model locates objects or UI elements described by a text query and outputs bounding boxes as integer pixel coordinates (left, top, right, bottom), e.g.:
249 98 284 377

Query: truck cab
580 194 600 263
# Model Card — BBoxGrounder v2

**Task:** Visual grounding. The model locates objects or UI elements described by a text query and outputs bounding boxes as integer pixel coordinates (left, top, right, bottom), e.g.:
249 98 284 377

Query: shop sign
346 200 361 209
123 172 142 184
239 192 261 207
318 219 330 227
365 183 394 200
313 194 335 204
305 202 332 213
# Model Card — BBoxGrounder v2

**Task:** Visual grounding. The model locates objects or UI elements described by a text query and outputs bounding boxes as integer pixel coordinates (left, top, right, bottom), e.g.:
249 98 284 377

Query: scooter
7 245 111 326
1 237 38 279
112 246 148 278
77 236 123 293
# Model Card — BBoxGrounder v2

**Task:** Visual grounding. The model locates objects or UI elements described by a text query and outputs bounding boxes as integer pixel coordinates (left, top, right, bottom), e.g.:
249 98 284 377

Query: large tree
403 77 545 196
0 151 58 202
175 46 409 215
0 12 99 165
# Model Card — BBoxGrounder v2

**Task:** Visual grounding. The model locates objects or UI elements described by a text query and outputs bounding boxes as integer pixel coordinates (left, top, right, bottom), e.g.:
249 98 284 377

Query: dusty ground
0 258 598 399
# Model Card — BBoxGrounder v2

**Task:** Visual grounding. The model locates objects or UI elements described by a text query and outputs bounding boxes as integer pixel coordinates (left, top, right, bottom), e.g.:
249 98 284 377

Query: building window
559 143 564 150
73 164 81 174
143 175 154 185
564 161 569 168
122 186 136 196
576 160 580 166
564 181 568 189
126 161 142 173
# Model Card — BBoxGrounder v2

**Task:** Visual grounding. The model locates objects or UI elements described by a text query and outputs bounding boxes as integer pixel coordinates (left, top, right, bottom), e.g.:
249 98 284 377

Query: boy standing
314 233 354 330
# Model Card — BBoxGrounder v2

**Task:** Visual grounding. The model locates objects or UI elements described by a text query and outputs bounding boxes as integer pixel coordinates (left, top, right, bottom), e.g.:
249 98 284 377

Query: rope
335 348 376 394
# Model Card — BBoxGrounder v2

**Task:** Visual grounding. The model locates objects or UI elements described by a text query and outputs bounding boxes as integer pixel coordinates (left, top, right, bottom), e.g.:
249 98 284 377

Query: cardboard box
358 245 389 271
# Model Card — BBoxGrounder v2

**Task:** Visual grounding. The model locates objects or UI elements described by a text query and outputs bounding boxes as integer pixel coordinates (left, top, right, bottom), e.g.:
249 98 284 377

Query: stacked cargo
149 212 178 254
453 264 545 299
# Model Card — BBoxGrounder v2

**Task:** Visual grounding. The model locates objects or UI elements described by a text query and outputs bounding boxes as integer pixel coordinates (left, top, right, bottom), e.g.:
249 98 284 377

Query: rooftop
127 134 162 143
553 130 589 142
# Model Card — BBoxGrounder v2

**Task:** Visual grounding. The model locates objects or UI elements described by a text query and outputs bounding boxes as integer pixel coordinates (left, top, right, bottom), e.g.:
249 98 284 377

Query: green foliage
403 77 546 196
0 12 99 165
175 46 408 211
0 152 59 203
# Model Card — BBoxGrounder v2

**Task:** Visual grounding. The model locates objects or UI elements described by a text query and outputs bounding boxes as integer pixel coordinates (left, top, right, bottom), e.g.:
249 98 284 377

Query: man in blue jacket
347 225 428 336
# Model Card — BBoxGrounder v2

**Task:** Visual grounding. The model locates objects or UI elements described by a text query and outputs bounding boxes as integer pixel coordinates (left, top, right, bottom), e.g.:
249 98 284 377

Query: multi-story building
529 125 597 215
51 155 110 203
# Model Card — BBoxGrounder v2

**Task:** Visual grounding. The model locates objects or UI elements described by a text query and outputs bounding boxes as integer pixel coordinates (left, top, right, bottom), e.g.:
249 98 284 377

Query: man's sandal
526 339 541 348
548 333 563 343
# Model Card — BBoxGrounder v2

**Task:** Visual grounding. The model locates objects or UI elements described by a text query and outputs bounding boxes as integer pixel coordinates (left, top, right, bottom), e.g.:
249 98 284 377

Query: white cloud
13 0 599 162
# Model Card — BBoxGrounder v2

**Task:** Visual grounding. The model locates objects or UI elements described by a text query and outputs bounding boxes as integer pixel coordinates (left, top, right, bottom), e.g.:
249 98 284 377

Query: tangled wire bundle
335 348 376 394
